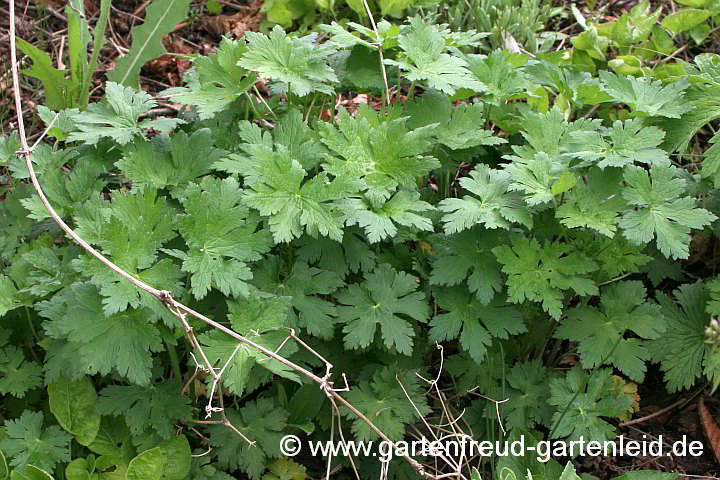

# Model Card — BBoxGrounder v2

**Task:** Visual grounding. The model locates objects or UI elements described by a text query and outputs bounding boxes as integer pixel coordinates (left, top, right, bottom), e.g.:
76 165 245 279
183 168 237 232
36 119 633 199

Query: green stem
407 81 417 100
167 340 182 380
24 305 39 342
80 0 111 108
597 272 633 287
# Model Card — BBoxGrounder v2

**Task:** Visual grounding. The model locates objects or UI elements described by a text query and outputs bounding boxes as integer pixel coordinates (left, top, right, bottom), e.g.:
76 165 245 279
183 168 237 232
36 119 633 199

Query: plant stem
24 305 39 342
167 340 182 380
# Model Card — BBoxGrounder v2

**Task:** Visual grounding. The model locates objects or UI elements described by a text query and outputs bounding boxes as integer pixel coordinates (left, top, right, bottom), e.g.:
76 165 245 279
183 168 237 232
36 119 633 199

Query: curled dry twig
7 1 439 478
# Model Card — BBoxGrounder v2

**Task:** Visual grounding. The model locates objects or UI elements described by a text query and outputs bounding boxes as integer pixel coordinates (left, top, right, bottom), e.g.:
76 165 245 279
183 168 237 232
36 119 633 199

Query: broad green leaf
65 456 93 480
126 448 164 480
36 283 164 386
599 72 692 118
335 263 429 355
430 286 525 363
663 9 711 34
384 16 485 95
68 82 184 145
48 376 101 446
549 367 634 442
10 466 54 480
341 364 430 441
171 36 256 119
158 436 191 480
198 295 300 396
95 380 194 439
116 129 226 189
15 38 71 110
239 26 338 96
438 164 533 232
166 176 271 299
466 51 529 105
341 191 434 243
556 281 665 382
108 0 193 87
493 237 598 319
429 228 507 304
317 105 437 206
262 459 307 480
619 164 716 260
649 282 717 392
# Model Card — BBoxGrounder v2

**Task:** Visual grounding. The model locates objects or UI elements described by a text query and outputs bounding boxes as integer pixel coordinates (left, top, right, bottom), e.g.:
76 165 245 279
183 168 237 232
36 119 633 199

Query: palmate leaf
0 275 21 318
341 190 434 243
438 164 533 233
335 263 429 355
172 36 257 119
466 51 529 105
263 459 307 480
68 83 184 145
96 380 194 439
0 346 43 398
342 364 430 441
384 16 485 95
599 71 692 118
72 187 180 318
252 257 344 339
197 294 300 396
493 237 598 319
17 145 106 221
37 283 164 386
17 246 80 298
116 129 226 189
239 26 338 96
187 454 236 480
405 92 507 150
428 227 506 304
508 108 602 161
214 110 326 173
242 150 359 243
649 282 716 392
504 360 554 431
317 105 438 206
549 367 634 442
564 118 668 169
0 411 70 473
619 164 716 259
556 281 665 382
107 0 192 88
430 286 525 363
207 398 288 480
556 167 627 238
167 177 272 300
295 228 377 279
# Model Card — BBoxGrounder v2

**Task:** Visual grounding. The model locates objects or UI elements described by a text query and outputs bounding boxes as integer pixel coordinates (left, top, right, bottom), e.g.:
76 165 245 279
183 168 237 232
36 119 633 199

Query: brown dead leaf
200 2 264 38
699 397 720 464
146 35 193 86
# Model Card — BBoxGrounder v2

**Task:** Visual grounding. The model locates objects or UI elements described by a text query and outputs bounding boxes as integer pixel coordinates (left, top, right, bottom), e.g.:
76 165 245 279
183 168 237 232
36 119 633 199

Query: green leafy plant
4 10 720 480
